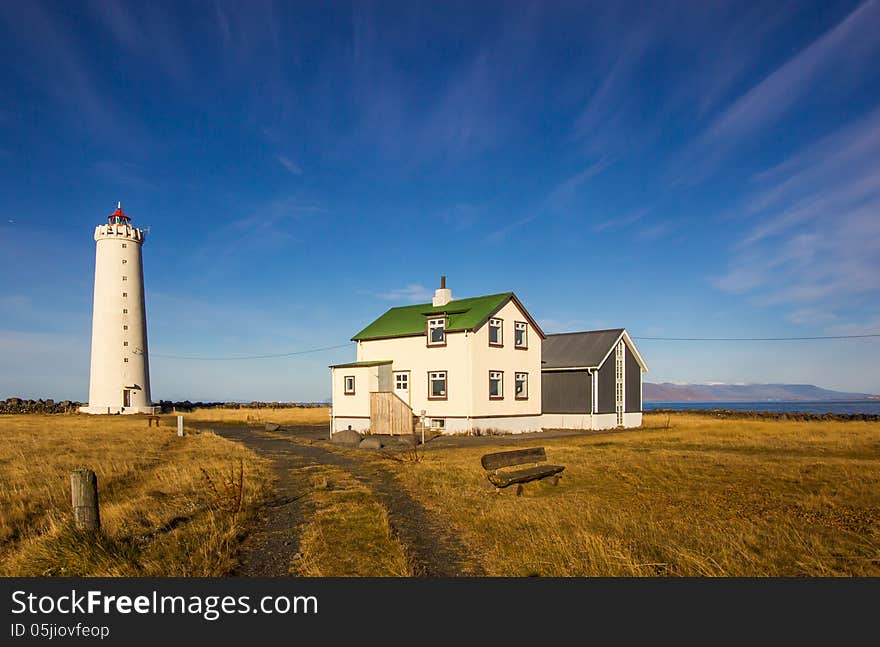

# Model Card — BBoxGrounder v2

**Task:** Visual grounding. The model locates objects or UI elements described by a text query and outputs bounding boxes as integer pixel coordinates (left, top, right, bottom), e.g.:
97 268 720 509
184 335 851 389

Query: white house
330 278 647 434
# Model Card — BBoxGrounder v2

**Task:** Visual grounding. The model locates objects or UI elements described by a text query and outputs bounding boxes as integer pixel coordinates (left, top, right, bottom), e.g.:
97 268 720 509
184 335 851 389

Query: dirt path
213 425 481 577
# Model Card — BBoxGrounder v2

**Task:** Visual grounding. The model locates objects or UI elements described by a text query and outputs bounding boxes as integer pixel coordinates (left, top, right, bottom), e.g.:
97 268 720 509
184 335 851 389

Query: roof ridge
546 328 625 337
385 291 514 311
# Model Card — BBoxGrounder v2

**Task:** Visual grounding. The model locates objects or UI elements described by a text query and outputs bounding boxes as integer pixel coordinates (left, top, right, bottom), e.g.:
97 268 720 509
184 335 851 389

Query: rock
292 553 302 561
265 423 281 432
359 436 384 450
331 429 363 447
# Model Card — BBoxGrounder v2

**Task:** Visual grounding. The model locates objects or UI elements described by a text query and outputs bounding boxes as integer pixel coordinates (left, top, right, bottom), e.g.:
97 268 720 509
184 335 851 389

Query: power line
151 343 351 361
151 332 880 361
632 334 880 341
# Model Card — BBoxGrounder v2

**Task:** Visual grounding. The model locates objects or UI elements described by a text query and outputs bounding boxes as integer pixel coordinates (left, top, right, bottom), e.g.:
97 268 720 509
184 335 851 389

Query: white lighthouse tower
80 203 157 414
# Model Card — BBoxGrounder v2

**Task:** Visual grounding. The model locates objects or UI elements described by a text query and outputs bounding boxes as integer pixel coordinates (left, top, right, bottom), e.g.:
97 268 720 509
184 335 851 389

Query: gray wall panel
542 370 590 413
597 355 616 413
625 346 641 412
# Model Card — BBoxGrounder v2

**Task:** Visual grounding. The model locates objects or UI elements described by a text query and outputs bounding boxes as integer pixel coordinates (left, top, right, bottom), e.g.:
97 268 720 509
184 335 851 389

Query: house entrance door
394 371 410 405
123 389 131 408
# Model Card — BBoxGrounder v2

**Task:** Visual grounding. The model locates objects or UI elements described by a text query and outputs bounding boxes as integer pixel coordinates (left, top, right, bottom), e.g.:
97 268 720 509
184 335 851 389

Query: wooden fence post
70 468 100 532
177 415 184 437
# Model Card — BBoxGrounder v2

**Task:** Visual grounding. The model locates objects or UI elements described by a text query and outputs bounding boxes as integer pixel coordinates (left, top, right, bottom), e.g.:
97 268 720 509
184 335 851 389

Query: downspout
591 369 596 430
466 330 472 434
328 366 333 439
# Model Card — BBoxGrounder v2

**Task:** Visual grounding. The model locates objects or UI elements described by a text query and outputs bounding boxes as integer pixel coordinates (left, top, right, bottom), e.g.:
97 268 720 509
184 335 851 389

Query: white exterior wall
591 413 619 430
354 298 542 433
329 364 393 433
540 414 593 430
81 223 155 414
468 300 542 421
357 331 472 420
331 365 376 420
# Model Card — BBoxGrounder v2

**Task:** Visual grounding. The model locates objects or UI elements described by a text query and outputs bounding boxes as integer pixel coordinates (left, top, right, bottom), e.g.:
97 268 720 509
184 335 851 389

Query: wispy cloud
92 161 156 191
546 158 612 212
705 0 880 144
486 159 611 243
593 207 649 233
715 104 880 326
667 0 880 187
277 155 302 175
572 19 657 155
193 196 328 263
0 2 128 138
88 0 191 82
438 203 483 231
370 284 433 303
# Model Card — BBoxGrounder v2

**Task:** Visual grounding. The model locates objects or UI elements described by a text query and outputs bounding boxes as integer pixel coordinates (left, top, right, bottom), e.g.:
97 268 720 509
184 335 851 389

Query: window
123 325 128 330
122 292 127 297
344 375 356 395
489 371 503 399
515 372 528 400
515 322 528 349
123 341 128 346
488 318 503 346
123 358 129 363
427 318 446 346
429 418 445 430
122 259 127 264
428 371 447 400
395 373 408 391
123 308 128 314
122 275 127 281
121 243 127 248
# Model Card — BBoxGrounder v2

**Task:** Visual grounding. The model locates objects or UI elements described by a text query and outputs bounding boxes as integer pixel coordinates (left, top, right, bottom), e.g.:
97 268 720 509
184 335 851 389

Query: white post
177 415 184 437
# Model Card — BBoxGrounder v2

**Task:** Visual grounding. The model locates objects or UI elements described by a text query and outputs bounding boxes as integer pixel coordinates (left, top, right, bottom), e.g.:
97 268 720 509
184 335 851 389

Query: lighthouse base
79 405 160 415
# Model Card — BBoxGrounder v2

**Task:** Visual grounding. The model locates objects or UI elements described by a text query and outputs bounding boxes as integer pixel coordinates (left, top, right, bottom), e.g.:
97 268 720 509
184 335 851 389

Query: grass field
379 413 880 576
2 409 878 577
291 464 411 576
0 414 272 576
171 406 329 426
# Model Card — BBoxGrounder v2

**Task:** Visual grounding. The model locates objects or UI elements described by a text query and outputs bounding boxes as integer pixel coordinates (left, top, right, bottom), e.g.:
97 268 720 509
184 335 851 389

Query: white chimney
432 275 452 307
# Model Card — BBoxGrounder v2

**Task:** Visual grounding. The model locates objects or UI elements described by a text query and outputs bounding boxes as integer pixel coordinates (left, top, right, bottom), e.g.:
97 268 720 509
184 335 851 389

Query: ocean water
644 400 880 415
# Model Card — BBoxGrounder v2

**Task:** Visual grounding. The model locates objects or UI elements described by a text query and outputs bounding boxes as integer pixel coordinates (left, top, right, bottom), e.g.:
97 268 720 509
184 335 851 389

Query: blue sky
1 0 879 401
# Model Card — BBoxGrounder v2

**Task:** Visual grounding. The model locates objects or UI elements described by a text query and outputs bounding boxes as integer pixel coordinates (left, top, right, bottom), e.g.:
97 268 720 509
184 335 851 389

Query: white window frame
488 318 503 346
344 375 356 395
515 372 528 400
427 318 446 346
514 321 528 349
489 370 504 400
428 371 447 399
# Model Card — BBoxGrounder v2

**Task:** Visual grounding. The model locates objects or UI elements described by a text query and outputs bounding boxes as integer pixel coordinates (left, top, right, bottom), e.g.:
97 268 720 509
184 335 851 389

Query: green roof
352 292 515 341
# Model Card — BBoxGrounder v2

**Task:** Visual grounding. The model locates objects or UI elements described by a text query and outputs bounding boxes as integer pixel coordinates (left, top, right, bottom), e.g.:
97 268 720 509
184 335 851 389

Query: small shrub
200 460 245 514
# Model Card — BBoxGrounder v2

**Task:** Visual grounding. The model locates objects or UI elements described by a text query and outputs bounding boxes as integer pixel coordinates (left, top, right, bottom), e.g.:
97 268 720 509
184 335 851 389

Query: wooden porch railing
370 392 414 435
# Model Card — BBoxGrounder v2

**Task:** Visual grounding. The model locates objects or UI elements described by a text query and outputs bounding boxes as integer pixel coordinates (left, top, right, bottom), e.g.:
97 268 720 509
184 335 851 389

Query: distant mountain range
644 383 879 402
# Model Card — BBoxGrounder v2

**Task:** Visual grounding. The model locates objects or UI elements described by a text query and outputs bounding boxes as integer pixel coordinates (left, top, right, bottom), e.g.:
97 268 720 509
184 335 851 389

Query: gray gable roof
541 329 625 369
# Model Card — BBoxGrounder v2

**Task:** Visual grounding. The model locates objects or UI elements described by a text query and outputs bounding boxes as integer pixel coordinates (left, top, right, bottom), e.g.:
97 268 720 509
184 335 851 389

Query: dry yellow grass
384 413 880 576
172 406 329 426
0 413 272 576
292 464 411 577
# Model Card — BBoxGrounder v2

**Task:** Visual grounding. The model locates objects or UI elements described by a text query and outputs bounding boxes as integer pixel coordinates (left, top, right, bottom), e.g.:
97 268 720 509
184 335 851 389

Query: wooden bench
480 447 565 496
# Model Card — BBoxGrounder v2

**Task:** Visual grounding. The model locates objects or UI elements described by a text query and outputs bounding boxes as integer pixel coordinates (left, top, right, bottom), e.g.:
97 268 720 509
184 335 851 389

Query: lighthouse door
123 389 131 408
